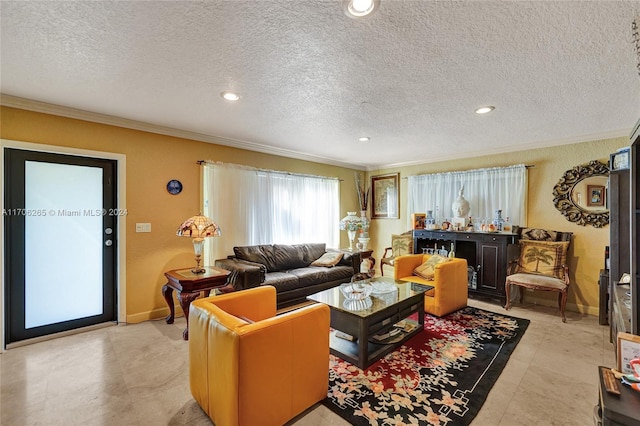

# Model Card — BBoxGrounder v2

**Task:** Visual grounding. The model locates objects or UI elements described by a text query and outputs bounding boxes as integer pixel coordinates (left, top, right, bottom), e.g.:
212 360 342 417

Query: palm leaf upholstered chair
394 254 468 317
504 227 573 322
189 285 330 426
380 231 414 276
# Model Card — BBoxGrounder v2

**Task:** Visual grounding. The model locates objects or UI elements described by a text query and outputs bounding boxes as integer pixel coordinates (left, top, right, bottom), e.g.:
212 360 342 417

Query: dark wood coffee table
307 277 432 369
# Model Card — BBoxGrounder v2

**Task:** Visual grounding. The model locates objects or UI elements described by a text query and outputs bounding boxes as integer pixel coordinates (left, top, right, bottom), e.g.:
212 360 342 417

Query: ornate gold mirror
553 160 609 228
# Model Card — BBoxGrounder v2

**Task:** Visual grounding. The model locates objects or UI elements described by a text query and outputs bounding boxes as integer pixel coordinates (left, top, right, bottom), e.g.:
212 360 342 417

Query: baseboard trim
5 322 116 349
126 307 183 324
523 295 599 317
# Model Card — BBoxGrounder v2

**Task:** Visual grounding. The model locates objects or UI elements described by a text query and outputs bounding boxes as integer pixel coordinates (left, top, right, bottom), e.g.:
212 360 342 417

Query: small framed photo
617 332 640 374
587 185 605 207
610 148 630 171
371 173 399 219
411 213 426 230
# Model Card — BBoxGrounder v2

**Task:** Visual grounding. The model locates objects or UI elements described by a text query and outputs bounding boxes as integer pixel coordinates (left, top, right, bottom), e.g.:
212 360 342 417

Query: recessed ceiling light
475 106 495 114
343 0 380 18
358 137 370 142
221 91 240 101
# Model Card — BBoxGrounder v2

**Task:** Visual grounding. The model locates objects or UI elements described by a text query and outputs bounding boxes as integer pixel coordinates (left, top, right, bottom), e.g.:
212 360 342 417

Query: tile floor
0 299 615 425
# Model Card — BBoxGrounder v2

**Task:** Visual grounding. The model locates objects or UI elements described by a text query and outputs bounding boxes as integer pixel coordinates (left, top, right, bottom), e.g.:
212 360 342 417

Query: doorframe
0 139 127 352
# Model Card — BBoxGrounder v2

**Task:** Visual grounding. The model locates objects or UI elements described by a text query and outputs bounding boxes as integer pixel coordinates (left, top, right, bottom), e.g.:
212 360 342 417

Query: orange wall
1 106 361 322
368 136 629 315
1 105 630 320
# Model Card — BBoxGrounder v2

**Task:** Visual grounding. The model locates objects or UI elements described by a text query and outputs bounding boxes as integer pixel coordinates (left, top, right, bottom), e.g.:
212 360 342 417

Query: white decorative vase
358 237 370 250
347 230 356 251
359 210 370 238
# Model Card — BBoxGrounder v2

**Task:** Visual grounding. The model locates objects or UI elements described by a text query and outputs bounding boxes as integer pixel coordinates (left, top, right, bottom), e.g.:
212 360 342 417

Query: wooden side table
162 266 230 340
596 366 640 425
341 249 374 273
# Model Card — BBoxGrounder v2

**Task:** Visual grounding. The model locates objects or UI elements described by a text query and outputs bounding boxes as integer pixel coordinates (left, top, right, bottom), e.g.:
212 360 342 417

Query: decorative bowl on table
343 297 373 311
370 281 397 294
340 282 373 300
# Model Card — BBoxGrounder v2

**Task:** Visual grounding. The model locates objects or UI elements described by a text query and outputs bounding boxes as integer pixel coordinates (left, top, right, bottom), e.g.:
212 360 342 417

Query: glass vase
492 209 505 232
359 210 370 238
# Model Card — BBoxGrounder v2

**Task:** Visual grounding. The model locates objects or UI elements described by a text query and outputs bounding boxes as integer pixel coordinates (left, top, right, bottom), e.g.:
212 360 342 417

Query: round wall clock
166 179 183 195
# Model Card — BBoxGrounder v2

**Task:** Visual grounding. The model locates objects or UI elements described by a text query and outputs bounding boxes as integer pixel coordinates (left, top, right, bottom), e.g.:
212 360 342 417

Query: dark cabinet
611 118 640 337
596 366 640 425
608 167 631 338
608 169 630 288
413 230 517 304
630 119 640 335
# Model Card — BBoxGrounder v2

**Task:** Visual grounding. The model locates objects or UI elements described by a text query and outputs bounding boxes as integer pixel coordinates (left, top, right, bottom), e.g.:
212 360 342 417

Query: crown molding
2 94 629 173
0 94 365 171
370 128 631 171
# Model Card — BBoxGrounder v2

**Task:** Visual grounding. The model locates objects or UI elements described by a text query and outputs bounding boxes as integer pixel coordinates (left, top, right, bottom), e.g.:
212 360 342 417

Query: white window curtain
407 164 528 229
202 162 340 264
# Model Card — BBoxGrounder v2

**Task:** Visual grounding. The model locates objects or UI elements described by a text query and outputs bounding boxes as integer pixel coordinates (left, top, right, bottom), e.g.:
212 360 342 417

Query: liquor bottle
448 242 455 258
466 216 474 232
492 209 505 232
503 216 512 233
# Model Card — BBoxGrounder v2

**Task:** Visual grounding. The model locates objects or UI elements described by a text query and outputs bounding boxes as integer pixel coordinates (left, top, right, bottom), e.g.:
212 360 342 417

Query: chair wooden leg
504 280 512 310
380 263 385 276
559 291 567 323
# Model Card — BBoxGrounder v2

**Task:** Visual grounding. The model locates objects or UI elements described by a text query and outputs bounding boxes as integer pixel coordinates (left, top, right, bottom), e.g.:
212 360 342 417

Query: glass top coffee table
307 276 433 369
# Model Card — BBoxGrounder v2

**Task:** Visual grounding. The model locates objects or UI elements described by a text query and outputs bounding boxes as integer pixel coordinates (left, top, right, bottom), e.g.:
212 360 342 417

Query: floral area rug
323 306 529 426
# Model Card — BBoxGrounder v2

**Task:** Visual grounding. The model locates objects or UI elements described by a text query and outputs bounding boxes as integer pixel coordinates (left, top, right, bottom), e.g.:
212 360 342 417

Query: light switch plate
135 223 151 233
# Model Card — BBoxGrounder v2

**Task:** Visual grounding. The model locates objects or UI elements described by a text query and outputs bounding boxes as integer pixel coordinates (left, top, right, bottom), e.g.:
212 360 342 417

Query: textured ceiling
2 1 640 170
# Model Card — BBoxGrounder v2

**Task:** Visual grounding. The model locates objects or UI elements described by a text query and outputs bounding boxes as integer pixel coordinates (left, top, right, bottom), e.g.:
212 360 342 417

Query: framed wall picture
587 184 605 207
371 173 399 219
411 213 426 230
610 148 630 171
617 332 640 374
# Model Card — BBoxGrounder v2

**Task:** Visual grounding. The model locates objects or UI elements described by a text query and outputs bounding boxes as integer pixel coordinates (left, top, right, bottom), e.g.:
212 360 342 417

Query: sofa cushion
323 265 354 282
289 268 330 287
234 245 277 271
414 254 451 280
263 272 300 292
273 244 307 270
311 251 344 267
295 243 326 264
337 250 353 267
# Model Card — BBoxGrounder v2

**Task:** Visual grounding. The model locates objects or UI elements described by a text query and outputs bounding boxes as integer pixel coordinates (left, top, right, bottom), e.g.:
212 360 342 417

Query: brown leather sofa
189 285 330 426
215 243 362 308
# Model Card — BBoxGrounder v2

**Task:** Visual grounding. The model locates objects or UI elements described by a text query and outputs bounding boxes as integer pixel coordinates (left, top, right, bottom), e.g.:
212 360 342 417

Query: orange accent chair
189 285 330 426
394 254 468 317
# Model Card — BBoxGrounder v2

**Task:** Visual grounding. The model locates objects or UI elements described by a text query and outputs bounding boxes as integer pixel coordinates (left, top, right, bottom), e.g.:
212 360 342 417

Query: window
407 165 527 228
202 162 339 263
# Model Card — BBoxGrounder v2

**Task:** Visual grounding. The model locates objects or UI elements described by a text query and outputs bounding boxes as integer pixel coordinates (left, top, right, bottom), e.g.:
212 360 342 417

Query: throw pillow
520 228 558 241
311 251 344 267
515 240 569 279
391 234 413 257
413 254 451 280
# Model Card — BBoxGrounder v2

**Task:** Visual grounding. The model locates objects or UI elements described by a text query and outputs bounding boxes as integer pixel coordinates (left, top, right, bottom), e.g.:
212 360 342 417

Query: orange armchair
394 254 468 317
189 286 330 426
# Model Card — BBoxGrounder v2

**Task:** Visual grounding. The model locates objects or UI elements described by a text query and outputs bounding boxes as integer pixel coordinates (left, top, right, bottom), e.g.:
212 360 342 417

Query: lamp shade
176 214 221 238
339 211 362 232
